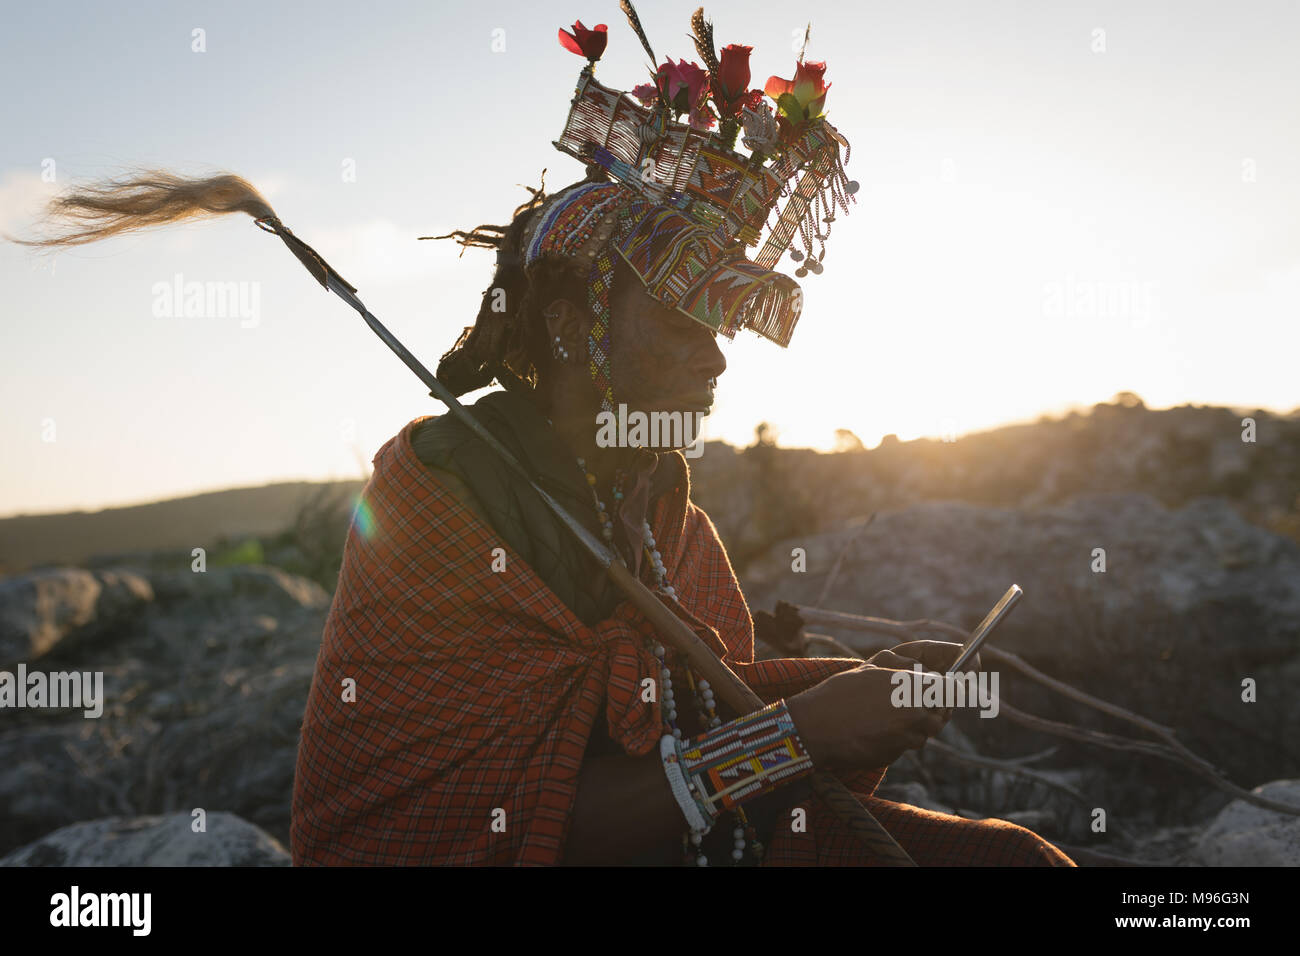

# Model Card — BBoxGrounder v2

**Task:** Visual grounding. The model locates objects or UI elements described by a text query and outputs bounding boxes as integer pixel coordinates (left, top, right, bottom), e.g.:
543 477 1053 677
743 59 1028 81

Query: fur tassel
9 170 277 248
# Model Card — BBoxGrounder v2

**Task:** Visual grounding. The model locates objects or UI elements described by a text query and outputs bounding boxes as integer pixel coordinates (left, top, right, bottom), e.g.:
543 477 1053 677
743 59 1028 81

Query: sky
1 0 1297 517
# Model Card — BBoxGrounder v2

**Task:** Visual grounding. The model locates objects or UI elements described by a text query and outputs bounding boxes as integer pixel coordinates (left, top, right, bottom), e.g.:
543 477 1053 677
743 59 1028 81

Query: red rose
558 20 608 61
717 44 752 100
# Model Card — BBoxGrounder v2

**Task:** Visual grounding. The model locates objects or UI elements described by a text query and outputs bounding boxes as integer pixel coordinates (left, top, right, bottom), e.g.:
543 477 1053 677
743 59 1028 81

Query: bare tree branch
787 602 1300 819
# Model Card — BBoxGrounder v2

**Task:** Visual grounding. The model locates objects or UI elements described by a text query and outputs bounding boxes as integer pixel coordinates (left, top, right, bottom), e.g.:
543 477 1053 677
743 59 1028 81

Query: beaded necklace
575 453 763 867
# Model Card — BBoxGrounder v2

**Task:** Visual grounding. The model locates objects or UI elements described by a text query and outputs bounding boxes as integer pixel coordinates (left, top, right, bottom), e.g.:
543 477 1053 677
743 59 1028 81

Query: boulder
148 565 329 611
0 568 153 666
0 811 289 866
1193 779 1300 866
0 564 328 857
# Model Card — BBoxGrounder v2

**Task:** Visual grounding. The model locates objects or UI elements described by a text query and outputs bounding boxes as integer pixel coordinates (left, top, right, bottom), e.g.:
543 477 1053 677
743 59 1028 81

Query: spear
16 172 916 865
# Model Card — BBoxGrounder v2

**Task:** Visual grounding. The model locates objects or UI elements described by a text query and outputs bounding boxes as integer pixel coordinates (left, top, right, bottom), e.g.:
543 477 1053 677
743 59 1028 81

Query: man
288 174 1074 866
290 4 1074 866
5 0 1073 871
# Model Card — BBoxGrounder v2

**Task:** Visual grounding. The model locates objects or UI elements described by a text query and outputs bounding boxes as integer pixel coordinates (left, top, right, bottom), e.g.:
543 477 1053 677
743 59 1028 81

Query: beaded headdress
450 3 859 412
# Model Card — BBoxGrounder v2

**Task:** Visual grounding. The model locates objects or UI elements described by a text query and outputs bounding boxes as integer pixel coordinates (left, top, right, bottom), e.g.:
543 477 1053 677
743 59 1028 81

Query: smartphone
947 584 1022 672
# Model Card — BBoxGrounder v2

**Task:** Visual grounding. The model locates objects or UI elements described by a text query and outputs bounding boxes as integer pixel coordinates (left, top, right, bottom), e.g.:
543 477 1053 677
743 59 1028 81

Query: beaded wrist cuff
676 699 815 820
660 734 713 833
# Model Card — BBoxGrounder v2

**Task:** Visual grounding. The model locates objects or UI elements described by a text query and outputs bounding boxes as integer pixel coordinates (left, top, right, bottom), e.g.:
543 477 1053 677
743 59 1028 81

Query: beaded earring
546 311 572 365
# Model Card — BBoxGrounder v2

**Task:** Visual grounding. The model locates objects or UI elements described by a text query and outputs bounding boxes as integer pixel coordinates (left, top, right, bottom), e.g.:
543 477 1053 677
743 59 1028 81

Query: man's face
606 255 727 417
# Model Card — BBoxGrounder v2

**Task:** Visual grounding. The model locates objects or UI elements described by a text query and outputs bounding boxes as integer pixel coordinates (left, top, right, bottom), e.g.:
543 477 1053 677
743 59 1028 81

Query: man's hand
786 664 954 773
869 639 980 675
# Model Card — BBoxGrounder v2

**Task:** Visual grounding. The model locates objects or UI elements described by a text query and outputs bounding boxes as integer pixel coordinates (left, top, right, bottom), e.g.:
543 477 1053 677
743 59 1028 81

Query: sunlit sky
2 0 1297 517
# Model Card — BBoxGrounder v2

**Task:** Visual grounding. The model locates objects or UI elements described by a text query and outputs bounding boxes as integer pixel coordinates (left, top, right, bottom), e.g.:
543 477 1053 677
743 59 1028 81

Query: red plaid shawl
291 416 1074 867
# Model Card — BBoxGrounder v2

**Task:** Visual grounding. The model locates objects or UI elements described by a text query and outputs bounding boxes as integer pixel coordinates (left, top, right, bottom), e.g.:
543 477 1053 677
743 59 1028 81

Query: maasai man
290 5 1075 867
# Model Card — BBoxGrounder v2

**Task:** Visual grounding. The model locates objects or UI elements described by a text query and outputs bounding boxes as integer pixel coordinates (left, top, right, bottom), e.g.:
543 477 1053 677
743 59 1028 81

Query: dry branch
789 603 1300 819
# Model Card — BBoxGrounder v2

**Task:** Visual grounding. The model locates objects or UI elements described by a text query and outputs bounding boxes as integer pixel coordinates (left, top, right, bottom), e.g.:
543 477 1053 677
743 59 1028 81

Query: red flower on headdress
663 59 711 115
558 20 608 61
712 43 753 117
765 59 831 121
633 58 716 130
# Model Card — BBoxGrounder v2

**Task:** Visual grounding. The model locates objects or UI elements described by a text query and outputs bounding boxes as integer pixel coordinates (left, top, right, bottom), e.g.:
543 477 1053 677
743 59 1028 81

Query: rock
0 812 289 866
0 568 153 666
138 658 317 835
745 493 1300 652
1126 824 1207 865
0 563 328 858
1193 779 1300 866
740 492 1300 801
148 565 329 611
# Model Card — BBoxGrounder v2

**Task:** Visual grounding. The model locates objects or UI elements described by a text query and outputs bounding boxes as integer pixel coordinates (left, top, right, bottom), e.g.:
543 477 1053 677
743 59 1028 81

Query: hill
0 480 364 575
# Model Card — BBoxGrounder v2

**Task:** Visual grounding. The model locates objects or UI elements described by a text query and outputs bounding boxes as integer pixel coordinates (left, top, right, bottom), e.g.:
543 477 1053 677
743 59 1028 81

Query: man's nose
695 330 726 380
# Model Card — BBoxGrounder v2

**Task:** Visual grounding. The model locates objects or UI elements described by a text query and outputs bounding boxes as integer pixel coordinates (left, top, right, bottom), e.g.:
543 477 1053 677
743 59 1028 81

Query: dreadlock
427 164 614 398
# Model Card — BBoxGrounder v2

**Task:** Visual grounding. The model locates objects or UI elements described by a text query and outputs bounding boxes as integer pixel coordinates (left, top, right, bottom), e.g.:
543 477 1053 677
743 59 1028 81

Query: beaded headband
520 182 635 412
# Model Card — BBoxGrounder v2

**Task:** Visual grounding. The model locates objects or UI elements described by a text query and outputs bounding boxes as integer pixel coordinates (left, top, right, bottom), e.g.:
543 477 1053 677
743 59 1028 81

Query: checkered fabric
290 416 1075 867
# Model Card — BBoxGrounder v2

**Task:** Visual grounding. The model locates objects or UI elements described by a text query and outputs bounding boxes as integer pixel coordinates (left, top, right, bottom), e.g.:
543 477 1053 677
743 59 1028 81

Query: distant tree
741 420 819 567
833 428 865 452
1112 391 1146 409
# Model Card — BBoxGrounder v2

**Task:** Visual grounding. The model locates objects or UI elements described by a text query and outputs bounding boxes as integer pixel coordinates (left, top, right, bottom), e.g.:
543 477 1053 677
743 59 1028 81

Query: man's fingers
869 650 922 670
890 640 965 672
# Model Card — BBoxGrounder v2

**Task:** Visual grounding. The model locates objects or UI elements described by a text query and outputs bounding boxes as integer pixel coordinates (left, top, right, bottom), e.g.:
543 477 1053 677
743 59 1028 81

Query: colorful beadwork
678 699 815 814
585 246 617 414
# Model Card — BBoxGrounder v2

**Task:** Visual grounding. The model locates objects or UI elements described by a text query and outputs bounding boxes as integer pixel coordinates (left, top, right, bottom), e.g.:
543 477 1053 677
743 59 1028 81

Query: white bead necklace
573 452 750 866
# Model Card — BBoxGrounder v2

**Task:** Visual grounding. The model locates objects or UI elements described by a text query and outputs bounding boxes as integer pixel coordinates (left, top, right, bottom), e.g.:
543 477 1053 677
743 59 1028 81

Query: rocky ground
737 492 1300 860
1 502 1297 865
0 565 324 861
1 397 1297 865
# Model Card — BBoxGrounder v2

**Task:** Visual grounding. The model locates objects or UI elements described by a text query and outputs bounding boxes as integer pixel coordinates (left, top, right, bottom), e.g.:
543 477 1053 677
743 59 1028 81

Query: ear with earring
546 311 570 364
